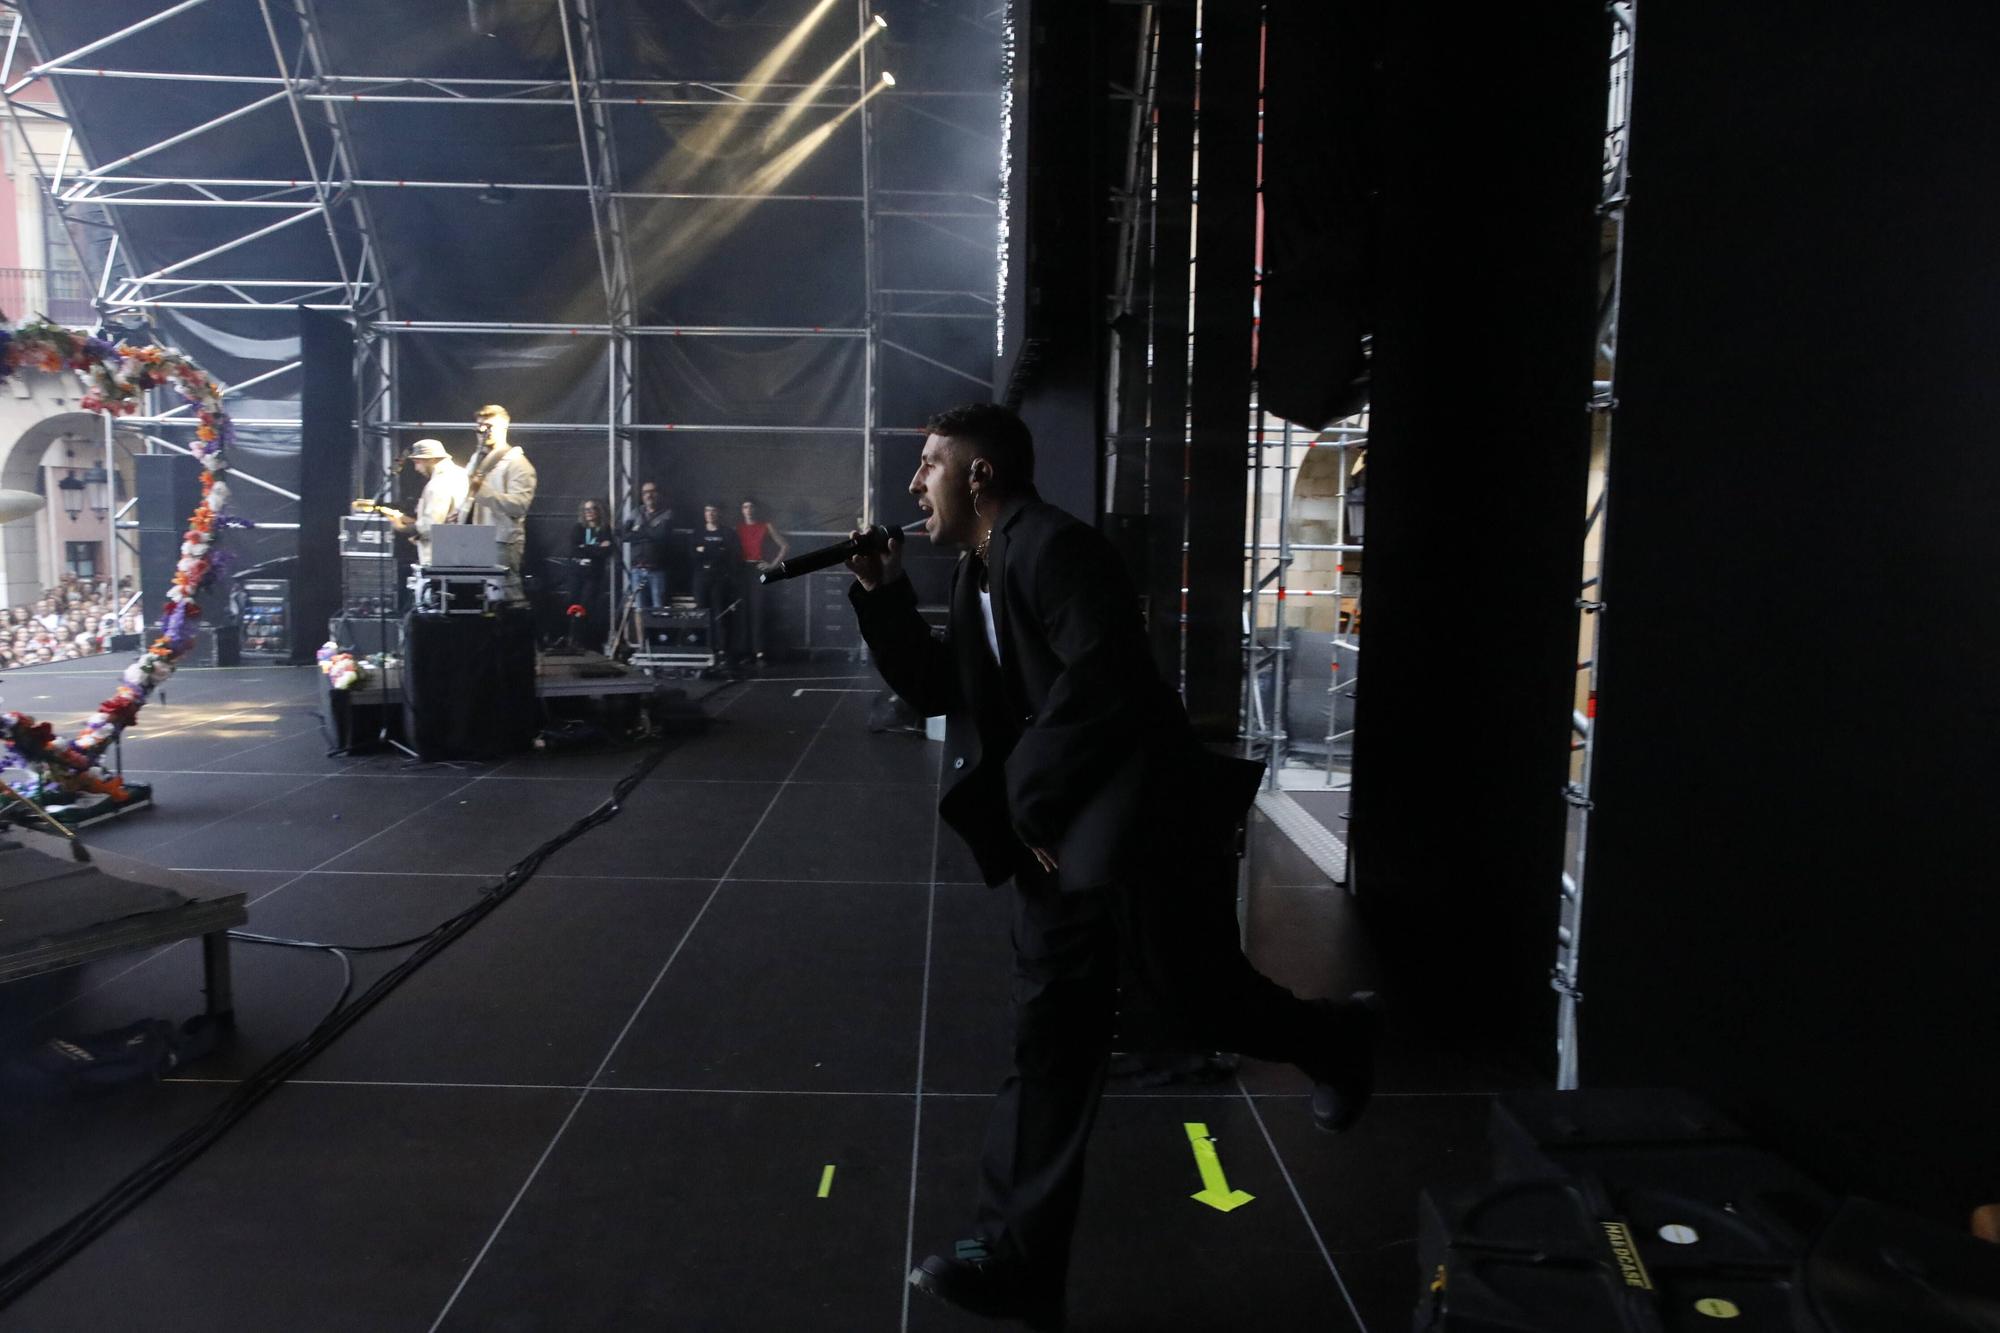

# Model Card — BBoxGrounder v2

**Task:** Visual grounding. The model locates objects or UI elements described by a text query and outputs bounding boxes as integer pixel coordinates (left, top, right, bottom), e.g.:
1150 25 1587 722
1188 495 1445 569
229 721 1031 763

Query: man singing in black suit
846 403 1381 1330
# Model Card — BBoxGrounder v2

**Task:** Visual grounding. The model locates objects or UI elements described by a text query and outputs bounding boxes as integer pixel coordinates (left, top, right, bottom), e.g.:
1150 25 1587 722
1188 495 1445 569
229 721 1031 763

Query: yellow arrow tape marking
1184 1122 1254 1213
817 1165 836 1199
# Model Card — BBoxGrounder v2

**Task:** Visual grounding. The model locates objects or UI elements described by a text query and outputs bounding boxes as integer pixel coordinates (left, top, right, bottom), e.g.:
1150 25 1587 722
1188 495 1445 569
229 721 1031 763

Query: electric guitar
350 499 407 523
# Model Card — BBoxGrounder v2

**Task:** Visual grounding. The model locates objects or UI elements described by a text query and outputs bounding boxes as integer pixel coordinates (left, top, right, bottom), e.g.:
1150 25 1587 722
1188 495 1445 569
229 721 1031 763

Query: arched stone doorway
1 412 143 611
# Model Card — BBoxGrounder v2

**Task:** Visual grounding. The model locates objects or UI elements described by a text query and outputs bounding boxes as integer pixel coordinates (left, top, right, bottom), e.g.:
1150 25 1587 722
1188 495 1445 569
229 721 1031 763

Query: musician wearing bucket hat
396 438 468 568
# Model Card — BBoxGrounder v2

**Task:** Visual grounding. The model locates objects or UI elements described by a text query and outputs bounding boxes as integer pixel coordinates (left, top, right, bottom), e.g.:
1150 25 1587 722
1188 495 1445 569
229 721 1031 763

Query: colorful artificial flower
0 324 236 798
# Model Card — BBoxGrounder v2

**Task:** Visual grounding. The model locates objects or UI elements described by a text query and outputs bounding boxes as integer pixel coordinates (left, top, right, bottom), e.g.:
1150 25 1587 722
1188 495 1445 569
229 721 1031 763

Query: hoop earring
971 486 994 560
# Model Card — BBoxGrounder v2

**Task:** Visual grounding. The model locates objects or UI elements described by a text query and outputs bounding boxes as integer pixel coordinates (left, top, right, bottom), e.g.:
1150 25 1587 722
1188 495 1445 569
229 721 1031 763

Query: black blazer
569 523 613 571
851 493 1261 890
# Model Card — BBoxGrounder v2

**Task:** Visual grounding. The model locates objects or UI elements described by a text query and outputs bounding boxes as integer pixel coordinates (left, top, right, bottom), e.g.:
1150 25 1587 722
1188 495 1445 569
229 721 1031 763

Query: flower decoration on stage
316 641 366 692
0 318 239 798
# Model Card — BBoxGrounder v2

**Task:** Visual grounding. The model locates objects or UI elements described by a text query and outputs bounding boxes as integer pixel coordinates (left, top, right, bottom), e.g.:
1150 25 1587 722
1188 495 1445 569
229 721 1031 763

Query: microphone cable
0 707 718 1310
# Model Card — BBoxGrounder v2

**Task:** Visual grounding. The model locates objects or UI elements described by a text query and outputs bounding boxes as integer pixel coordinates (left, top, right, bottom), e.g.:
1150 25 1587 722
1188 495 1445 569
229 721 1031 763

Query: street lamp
83 466 110 521
57 471 85 522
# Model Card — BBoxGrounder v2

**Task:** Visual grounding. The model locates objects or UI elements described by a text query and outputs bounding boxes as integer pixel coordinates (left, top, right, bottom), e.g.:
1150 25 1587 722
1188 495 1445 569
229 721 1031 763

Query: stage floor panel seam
427 683 848 1329
6 674 1452 1333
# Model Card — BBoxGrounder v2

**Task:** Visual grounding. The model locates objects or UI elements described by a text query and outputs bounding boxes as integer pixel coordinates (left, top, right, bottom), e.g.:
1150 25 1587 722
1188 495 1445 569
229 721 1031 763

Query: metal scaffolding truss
0 1 388 319
1 4 998 324
1553 0 1637 1091
0 0 1004 546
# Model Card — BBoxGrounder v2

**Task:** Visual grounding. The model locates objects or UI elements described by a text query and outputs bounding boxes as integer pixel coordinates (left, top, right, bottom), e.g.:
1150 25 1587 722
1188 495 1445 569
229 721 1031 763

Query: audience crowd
0 575 140 669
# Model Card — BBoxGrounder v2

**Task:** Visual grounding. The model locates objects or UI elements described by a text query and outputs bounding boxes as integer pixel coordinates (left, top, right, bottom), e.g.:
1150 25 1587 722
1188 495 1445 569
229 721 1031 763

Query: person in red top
736 498 791 661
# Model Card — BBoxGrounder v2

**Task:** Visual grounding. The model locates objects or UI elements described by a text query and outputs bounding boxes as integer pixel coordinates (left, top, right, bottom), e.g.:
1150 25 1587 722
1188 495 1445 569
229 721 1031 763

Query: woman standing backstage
735 498 791 662
691 502 743 664
568 498 614 646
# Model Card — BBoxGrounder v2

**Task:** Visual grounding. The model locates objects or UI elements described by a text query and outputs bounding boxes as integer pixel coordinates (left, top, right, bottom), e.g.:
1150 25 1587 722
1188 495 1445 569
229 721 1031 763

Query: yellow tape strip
817 1164 836 1199
1184 1122 1254 1213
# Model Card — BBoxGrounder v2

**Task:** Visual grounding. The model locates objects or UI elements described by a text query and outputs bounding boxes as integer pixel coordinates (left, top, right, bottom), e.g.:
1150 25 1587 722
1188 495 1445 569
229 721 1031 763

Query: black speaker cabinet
153 621 239 668
640 606 711 651
328 613 400 659
136 453 208 616
134 452 202 531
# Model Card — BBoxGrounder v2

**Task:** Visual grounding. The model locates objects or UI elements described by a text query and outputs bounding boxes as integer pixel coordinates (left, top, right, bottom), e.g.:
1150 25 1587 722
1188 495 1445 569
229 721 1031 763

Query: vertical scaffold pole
1554 0 1637 1091
855 0 879 529
1269 418 1293 786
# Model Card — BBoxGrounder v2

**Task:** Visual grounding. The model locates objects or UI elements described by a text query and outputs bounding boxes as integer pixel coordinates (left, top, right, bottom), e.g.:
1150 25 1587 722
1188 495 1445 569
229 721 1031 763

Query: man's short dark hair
927 403 1035 487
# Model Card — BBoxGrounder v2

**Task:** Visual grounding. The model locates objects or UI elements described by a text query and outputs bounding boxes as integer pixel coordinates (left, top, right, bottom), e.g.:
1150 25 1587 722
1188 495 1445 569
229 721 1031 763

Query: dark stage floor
0 657 1529 1332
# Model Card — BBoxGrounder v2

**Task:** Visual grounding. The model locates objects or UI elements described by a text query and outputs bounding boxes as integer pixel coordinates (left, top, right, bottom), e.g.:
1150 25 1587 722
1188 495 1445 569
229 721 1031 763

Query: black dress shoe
1304 991 1385 1133
909 1237 1065 1331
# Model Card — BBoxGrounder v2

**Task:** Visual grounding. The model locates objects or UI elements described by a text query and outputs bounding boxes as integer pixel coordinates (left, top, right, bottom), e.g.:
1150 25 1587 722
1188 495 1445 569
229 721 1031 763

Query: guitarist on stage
454 403 539 603
392 438 468 568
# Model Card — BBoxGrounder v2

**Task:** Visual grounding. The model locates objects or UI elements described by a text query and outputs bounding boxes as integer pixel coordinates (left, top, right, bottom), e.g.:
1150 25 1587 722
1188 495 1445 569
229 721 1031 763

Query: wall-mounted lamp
83 466 110 521
57 471 85 522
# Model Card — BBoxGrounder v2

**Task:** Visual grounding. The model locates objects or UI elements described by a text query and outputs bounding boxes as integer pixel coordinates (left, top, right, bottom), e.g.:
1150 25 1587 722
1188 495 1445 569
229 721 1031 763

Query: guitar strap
454 444 516 523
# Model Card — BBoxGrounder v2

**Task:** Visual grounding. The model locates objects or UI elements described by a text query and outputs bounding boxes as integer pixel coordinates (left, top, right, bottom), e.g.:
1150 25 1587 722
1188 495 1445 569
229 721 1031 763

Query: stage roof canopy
7 0 1003 537
10 0 1002 339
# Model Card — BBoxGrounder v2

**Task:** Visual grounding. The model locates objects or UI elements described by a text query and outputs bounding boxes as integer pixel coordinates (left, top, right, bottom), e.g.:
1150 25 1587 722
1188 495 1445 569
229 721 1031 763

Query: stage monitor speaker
329 613 398 659
155 621 240 668
640 606 711 651
1257 0 1380 428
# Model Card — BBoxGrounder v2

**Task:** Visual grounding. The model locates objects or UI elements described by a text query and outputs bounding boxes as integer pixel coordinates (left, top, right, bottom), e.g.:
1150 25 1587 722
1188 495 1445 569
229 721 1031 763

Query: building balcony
0 267 95 329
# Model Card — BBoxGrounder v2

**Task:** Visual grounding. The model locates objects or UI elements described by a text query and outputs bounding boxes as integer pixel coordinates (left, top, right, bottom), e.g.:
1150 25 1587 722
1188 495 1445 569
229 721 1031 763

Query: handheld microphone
759 523 918 584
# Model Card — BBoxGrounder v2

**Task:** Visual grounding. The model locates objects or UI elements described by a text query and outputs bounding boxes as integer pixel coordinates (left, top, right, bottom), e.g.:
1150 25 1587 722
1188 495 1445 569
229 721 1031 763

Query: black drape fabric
404 609 537 760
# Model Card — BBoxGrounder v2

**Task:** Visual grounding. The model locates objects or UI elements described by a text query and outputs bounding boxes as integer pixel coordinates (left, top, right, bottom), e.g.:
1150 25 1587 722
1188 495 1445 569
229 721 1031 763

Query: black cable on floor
0 732 683 1310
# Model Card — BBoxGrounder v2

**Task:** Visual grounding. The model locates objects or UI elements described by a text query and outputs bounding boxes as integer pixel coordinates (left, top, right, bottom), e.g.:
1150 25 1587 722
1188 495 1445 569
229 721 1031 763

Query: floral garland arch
0 319 239 802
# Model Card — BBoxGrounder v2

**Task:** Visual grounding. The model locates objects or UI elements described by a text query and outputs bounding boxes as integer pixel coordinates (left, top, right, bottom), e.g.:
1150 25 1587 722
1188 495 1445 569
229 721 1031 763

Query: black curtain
1345 4 1604 1059
295 311 356 664
1578 0 2000 1221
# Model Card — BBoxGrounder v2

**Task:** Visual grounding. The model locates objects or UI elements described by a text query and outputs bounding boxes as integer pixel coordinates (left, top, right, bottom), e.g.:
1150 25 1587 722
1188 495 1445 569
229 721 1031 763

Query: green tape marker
1184 1122 1254 1213
817 1164 836 1199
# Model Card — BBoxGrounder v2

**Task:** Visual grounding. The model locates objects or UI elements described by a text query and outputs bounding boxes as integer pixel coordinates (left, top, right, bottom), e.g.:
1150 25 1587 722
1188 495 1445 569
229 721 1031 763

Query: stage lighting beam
644 82 891 286
672 0 842 166
762 23 885 148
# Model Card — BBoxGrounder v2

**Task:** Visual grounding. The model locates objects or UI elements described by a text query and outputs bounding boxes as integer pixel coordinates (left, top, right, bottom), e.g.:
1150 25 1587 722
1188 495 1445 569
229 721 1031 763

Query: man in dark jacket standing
847 403 1379 1330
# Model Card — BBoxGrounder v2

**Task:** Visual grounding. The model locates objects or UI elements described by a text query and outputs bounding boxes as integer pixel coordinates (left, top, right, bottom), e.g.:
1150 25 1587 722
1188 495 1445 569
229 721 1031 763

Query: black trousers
973 833 1325 1283
739 566 766 657
691 569 735 653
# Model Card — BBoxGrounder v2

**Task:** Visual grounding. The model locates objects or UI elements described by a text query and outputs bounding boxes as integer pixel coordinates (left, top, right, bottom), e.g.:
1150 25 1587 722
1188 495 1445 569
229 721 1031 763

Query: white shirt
412 458 469 566
978 587 1001 664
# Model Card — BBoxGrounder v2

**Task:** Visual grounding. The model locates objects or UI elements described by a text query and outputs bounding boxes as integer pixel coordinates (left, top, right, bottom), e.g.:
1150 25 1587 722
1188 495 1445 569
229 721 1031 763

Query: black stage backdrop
1258 0 1379 429
295 311 355 663
1345 3 1604 1059
1578 0 2000 1221
1181 10 1261 738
